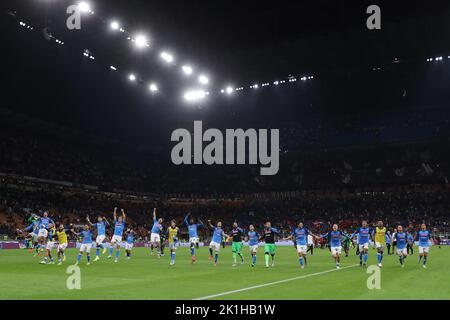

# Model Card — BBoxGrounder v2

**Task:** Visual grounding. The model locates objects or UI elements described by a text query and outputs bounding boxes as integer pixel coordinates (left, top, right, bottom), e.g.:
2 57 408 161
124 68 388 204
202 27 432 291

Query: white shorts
80 243 92 253
375 242 384 249
419 246 430 254
209 241 221 252
150 233 161 243
96 235 106 244
57 243 67 251
359 243 369 251
397 248 407 255
38 229 48 238
111 235 122 244
125 243 133 250
46 241 55 250
296 245 307 254
169 243 177 250
189 237 199 244
331 246 342 255
249 245 258 253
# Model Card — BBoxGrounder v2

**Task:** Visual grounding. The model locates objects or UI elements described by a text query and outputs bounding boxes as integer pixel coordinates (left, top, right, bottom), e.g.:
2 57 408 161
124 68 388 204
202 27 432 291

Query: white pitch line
193 264 359 300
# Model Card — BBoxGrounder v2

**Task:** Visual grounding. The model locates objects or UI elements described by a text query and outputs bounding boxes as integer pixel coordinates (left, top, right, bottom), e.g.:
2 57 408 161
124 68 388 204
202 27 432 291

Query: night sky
1 0 450 147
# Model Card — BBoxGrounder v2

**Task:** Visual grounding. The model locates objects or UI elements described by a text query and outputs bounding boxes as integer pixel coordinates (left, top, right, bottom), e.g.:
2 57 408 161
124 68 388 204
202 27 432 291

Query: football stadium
1 0 450 306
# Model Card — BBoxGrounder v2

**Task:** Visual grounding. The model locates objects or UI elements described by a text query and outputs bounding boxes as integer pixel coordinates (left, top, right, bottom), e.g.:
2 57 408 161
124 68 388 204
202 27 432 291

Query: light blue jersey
247 231 260 246
126 233 134 244
212 227 224 243
151 218 162 234
184 216 203 238
418 230 430 247
96 221 107 236
114 221 125 236
354 227 371 245
81 230 93 244
322 231 344 247
395 232 407 249
38 216 54 229
293 228 309 246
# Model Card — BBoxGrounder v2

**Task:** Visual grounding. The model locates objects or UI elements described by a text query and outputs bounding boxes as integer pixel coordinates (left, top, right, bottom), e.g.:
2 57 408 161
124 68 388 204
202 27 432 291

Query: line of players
21 209 433 269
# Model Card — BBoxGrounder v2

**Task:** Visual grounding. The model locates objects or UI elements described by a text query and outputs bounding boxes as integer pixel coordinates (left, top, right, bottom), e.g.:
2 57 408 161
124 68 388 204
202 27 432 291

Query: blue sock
191 247 195 256
299 257 304 266
171 252 175 262
115 249 120 259
96 247 100 257
87 255 90 263
377 253 381 263
109 247 113 256
77 254 81 263
364 253 368 263
380 253 383 262
359 254 363 262
214 253 218 263
252 255 256 264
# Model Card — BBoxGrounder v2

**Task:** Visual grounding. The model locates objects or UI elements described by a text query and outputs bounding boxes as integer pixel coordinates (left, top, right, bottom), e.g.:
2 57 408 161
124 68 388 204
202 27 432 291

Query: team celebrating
20 208 433 270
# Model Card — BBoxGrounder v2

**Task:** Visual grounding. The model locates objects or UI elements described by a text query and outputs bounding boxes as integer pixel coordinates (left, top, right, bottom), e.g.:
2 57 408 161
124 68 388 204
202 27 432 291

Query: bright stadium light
149 83 158 92
226 86 234 94
161 52 174 63
78 2 91 13
182 65 193 76
134 34 148 48
198 74 209 85
110 65 117 71
110 21 120 31
128 74 136 81
184 89 207 102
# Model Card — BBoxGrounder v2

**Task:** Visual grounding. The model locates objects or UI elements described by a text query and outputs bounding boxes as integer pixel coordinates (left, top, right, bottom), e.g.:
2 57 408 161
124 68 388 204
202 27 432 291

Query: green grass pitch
0 246 449 299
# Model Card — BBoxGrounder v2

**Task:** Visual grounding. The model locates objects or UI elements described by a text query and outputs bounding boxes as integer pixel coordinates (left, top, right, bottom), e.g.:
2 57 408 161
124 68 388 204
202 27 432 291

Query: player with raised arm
167 220 180 266
150 208 164 258
108 207 126 262
207 220 229 267
317 224 350 269
87 215 110 261
184 213 204 264
125 228 135 260
350 220 372 268
56 224 68 265
283 222 318 269
229 222 245 267
36 211 55 255
394 225 408 268
416 223 431 268
260 221 279 268
246 225 260 267
72 224 93 266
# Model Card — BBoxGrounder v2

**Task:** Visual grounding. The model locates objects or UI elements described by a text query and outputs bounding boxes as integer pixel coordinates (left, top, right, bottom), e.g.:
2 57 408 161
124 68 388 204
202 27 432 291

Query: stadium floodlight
110 21 120 31
134 34 148 48
274 81 279 85
161 52 174 63
198 74 209 85
184 89 207 102
128 74 136 81
226 86 234 94
110 66 117 71
149 83 158 92
182 65 193 76
78 2 91 13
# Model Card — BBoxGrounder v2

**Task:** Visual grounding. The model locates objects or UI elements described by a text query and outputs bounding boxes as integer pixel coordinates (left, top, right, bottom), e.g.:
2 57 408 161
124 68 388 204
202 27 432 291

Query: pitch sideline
193 264 359 300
